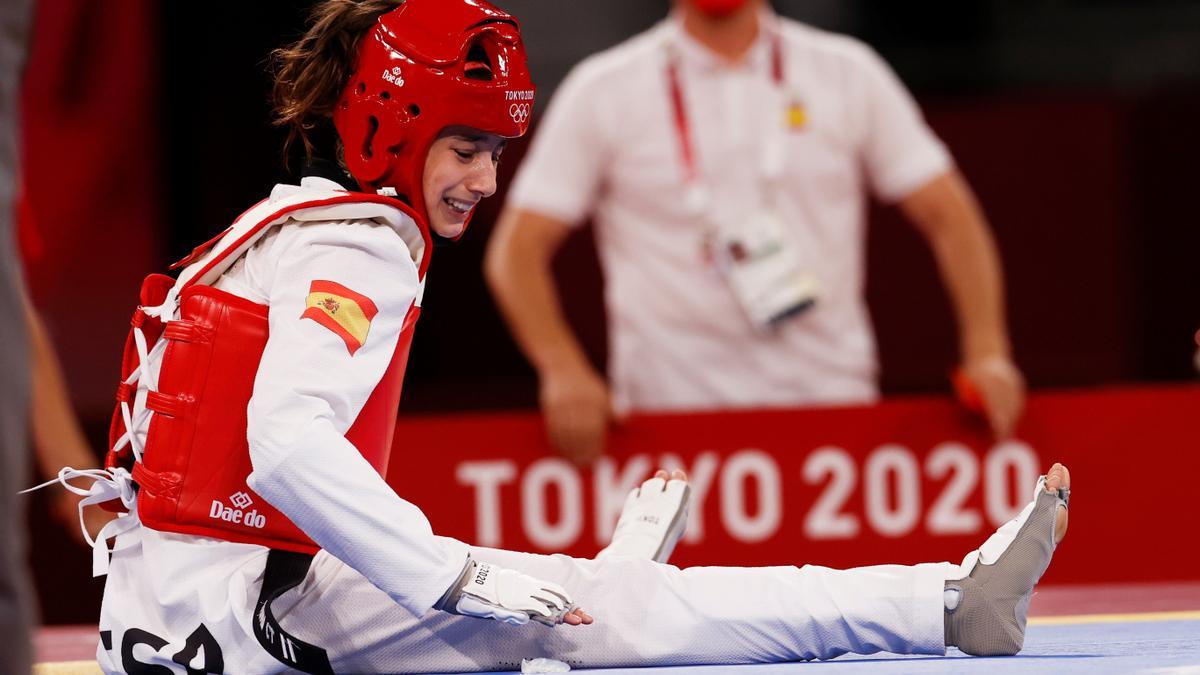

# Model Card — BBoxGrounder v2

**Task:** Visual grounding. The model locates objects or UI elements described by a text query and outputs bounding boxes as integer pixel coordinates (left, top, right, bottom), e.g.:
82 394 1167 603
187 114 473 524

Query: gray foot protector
945 483 1069 656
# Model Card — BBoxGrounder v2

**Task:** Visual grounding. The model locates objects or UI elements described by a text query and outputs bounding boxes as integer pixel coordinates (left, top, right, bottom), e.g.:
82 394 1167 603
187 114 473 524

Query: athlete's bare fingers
563 608 593 625
651 469 688 486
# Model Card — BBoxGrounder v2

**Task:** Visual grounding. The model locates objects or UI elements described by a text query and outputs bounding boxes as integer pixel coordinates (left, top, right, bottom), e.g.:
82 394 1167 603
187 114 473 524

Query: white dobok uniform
94 177 950 674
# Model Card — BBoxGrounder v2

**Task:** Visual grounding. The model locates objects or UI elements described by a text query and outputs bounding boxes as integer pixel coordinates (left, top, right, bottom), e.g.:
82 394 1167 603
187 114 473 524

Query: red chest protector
104 192 430 555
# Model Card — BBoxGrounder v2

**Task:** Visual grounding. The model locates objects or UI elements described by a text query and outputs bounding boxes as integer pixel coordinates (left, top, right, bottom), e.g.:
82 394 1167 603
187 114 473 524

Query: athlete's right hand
539 362 613 465
437 559 591 627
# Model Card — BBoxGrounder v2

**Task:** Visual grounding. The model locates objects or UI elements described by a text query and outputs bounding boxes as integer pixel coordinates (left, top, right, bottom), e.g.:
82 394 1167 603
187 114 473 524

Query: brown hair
270 0 401 163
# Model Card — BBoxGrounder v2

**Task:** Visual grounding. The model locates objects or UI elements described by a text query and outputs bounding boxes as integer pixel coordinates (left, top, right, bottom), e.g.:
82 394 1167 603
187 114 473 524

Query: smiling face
421 126 507 239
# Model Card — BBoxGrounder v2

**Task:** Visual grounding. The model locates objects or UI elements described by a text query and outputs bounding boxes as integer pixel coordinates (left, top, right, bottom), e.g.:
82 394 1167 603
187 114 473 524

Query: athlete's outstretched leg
282 463 1069 673
282 544 945 672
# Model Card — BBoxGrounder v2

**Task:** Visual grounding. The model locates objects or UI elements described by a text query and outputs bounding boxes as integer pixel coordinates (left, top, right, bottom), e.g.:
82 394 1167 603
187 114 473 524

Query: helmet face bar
334 0 536 235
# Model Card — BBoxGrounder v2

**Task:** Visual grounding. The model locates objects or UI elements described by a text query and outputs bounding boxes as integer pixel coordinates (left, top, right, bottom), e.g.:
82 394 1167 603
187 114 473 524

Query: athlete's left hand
439 559 593 627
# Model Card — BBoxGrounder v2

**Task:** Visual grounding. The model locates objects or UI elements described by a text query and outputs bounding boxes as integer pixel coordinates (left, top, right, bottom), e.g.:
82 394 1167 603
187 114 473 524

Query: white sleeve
853 46 953 202
244 219 468 614
505 61 611 226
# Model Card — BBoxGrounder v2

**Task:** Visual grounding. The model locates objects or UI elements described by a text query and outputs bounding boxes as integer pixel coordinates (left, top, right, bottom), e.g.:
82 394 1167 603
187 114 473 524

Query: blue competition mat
474 618 1200 675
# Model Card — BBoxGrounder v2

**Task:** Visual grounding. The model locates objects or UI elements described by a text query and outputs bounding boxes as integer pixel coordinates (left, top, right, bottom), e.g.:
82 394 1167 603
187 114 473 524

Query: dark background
18 0 1200 624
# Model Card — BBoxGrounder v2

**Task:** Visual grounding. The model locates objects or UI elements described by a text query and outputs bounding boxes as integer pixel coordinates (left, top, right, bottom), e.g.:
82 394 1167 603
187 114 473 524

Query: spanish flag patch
301 280 378 356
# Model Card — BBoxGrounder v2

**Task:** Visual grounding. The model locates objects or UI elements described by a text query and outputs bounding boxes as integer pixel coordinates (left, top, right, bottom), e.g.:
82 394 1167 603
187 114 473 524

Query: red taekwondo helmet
334 0 535 237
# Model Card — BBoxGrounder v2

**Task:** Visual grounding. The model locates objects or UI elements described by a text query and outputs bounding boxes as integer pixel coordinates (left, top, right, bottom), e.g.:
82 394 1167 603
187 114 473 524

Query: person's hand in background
26 299 113 543
540 360 615 465
956 354 1026 439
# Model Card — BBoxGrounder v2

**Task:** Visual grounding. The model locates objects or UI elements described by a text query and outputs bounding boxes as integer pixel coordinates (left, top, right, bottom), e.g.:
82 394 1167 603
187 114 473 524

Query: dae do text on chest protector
102 190 430 554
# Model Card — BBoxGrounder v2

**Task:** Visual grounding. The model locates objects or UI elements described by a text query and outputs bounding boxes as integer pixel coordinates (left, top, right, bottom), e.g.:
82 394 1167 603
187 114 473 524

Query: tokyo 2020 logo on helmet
509 103 531 124
333 0 536 238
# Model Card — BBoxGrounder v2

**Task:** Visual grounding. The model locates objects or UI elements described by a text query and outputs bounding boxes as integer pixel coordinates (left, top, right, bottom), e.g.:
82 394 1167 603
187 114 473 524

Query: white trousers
97 527 948 674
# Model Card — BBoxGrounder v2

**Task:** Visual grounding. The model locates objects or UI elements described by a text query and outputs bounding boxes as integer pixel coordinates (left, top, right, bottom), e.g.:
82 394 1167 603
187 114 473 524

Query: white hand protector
597 474 691 563
436 559 574 626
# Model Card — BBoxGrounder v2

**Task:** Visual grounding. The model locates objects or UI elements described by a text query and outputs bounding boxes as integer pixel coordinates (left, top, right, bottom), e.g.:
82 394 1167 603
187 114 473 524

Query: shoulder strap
144 192 430 320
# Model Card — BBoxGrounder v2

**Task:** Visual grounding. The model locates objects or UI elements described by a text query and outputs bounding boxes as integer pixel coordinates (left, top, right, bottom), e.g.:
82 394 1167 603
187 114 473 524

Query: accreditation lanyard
666 29 789 215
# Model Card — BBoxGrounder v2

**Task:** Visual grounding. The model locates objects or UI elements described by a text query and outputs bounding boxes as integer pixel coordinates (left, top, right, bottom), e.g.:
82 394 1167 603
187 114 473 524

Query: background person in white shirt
486 0 1024 463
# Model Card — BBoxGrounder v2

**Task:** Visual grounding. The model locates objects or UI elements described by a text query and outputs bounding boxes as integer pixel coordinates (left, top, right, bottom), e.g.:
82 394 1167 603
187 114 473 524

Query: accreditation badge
710 209 818 332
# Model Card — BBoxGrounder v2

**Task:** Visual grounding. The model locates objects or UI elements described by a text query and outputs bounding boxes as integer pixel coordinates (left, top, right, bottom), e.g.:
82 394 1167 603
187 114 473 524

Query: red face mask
689 0 752 18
